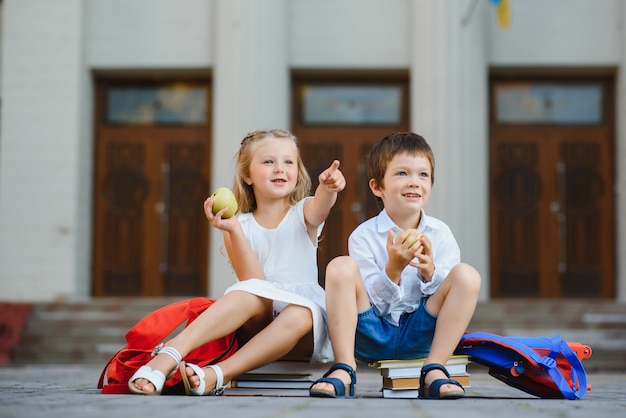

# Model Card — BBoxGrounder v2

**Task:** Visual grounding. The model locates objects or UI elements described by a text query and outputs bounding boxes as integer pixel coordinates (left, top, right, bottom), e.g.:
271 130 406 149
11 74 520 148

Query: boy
309 132 481 399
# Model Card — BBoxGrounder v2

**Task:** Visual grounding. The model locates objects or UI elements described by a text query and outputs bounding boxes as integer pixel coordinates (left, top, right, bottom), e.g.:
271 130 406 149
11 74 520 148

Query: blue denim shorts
354 297 436 363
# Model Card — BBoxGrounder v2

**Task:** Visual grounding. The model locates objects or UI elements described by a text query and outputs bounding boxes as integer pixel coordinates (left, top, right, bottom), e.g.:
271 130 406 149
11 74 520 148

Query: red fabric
0 302 32 366
98 298 238 394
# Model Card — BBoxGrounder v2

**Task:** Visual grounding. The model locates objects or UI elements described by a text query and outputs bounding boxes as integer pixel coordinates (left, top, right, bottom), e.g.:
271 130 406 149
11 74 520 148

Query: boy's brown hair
367 132 435 206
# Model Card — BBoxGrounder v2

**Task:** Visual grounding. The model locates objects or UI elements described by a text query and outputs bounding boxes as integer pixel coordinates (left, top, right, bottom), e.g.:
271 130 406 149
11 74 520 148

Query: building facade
1 0 624 302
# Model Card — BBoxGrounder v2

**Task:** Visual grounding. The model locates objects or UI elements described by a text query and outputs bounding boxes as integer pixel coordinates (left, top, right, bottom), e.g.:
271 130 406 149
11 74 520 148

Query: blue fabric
354 297 436 363
455 332 588 400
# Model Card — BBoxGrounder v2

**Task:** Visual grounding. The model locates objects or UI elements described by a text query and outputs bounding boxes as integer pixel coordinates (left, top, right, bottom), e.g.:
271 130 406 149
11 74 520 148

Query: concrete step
10 298 186 365
7 298 626 371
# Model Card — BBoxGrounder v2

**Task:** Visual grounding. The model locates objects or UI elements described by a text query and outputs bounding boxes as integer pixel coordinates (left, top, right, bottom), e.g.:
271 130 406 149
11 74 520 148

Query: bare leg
310 256 370 395
185 303 314 393
423 263 481 395
130 290 272 393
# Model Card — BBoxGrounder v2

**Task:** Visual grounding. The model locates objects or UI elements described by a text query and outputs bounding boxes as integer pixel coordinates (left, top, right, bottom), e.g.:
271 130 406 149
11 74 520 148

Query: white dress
223 198 333 363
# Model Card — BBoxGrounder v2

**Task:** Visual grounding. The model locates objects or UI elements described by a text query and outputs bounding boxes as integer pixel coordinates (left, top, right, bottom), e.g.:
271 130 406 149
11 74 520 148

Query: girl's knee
223 290 273 316
228 290 270 303
279 305 313 332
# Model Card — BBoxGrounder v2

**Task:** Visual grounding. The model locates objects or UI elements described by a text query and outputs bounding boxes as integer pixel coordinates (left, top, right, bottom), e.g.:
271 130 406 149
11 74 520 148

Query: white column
617 1 626 302
0 0 89 300
209 0 289 297
410 0 490 299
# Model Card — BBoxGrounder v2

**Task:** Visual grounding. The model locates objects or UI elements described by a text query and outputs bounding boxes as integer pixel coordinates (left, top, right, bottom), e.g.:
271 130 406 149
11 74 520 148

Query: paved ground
1 363 624 418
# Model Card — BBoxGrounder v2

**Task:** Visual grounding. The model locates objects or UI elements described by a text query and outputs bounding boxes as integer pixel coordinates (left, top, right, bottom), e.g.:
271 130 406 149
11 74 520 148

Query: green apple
210 187 238 218
401 229 423 249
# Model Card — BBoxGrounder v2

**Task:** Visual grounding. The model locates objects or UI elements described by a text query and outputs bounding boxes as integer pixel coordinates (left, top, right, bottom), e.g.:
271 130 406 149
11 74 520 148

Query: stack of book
225 364 315 397
369 355 471 398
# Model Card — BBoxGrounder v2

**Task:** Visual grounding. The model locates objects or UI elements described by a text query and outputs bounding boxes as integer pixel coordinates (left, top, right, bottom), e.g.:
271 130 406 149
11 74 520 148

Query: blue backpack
454 332 591 400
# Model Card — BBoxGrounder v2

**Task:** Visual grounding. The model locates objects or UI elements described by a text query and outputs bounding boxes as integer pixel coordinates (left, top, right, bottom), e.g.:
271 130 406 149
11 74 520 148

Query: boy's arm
349 229 402 317
418 225 461 294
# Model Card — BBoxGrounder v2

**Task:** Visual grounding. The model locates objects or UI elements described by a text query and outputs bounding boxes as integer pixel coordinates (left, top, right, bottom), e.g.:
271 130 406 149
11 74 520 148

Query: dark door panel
489 76 614 298
93 79 211 297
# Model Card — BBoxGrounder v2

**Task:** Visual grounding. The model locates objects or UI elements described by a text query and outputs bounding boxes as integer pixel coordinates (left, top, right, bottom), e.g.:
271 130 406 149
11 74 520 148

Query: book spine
382 374 471 389
382 364 467 378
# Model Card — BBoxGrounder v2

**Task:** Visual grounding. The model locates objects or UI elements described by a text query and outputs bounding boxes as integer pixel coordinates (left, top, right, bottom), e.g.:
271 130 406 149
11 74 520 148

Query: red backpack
98 297 238 394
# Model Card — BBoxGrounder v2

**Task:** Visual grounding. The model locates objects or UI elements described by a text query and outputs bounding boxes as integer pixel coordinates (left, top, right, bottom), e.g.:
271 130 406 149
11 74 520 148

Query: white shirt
348 208 461 326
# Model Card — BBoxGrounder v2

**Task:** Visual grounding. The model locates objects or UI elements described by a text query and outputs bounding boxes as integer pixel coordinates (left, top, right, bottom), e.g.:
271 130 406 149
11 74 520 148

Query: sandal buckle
207 387 225 396
151 343 164 357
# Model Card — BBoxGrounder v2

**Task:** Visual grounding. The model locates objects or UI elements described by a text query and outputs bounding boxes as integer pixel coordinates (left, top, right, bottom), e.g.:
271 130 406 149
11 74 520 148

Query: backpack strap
459 332 587 400
547 337 588 400
97 347 123 389
186 297 215 320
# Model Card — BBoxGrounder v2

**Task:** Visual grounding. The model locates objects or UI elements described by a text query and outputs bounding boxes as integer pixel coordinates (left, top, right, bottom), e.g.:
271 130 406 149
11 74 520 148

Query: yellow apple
210 187 238 218
401 229 423 249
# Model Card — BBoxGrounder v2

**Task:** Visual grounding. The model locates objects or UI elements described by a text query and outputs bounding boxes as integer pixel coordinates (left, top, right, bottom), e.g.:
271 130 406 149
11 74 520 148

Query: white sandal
128 345 182 395
179 362 225 396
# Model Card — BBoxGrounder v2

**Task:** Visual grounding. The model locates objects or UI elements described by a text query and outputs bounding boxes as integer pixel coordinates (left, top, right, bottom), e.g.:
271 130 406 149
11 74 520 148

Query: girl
129 129 345 395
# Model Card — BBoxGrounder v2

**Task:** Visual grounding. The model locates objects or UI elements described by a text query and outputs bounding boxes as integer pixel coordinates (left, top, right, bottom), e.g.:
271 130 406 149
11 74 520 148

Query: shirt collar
377 208 439 234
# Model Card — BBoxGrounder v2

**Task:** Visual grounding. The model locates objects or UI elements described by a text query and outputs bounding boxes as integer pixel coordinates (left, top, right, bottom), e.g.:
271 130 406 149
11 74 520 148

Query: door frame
91 71 213 297
291 70 410 285
488 70 616 298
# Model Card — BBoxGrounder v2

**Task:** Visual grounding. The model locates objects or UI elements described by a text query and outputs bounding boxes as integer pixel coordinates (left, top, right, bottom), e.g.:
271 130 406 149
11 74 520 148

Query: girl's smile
246 138 299 198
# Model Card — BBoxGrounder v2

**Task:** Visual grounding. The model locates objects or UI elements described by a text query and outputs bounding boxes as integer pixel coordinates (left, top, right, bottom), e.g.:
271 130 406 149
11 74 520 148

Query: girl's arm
223 226 265 281
303 160 345 235
204 197 265 281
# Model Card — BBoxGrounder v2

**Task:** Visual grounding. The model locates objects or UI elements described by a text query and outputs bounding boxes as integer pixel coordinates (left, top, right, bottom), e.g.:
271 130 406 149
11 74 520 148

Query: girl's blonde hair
233 129 312 213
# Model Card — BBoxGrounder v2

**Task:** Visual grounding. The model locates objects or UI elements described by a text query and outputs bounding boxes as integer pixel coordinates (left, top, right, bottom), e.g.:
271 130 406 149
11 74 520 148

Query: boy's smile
370 152 432 226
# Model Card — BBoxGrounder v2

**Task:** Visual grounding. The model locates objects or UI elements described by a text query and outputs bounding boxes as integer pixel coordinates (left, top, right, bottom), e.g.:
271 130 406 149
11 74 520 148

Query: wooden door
489 77 615 298
292 74 410 285
93 79 212 297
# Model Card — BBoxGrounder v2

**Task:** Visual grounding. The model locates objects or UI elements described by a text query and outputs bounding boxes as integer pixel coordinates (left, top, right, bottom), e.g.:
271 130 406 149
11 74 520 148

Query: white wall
290 0 409 68
0 0 87 300
0 2 3 97
410 0 490 299
618 1 626 301
209 0 291 297
490 0 621 65
86 0 213 68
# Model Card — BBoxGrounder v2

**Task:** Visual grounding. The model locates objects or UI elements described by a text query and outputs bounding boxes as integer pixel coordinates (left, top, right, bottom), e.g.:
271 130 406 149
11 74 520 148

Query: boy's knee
325 256 360 286
450 263 481 292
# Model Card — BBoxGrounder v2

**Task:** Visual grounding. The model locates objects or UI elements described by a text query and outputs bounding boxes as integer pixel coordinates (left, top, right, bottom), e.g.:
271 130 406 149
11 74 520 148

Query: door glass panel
107 84 207 125
495 83 602 124
301 85 402 125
